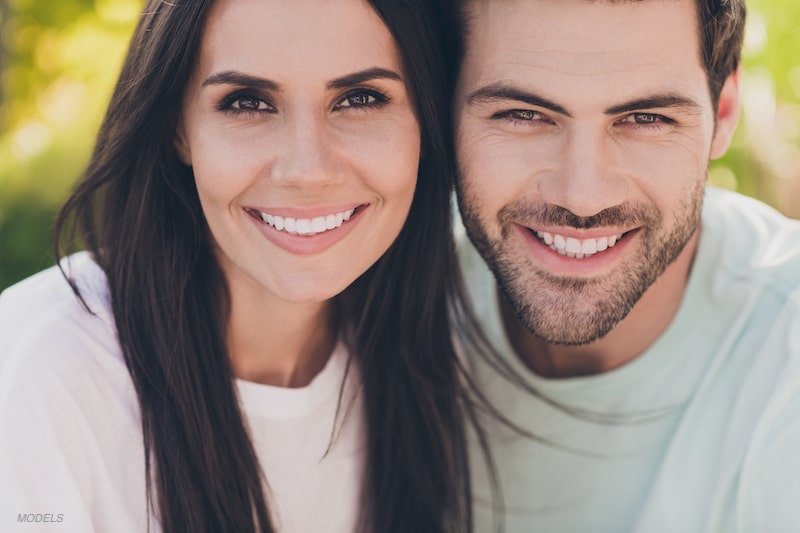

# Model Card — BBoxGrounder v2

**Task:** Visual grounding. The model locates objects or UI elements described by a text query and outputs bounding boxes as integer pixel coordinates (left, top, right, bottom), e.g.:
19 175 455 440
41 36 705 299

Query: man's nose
539 125 629 218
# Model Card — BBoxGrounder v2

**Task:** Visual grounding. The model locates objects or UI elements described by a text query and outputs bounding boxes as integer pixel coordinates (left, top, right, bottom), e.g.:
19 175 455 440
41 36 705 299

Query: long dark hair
55 0 493 531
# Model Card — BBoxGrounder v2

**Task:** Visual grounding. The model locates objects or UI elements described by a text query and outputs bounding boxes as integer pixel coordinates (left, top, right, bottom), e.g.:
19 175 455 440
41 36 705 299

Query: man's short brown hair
450 0 746 110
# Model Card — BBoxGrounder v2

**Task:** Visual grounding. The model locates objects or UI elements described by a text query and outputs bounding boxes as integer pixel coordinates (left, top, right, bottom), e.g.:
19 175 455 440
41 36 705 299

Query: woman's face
177 0 420 304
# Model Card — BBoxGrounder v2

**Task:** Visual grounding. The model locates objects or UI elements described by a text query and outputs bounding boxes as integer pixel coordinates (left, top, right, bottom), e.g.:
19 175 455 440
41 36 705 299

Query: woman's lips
245 204 368 255
248 206 359 237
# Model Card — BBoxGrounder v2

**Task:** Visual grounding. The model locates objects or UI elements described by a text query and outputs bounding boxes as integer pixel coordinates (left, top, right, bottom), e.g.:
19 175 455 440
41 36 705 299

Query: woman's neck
225 280 337 388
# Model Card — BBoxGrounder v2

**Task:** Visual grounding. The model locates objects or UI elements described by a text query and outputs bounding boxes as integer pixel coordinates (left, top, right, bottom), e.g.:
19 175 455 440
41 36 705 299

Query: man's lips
531 228 634 259
524 226 638 259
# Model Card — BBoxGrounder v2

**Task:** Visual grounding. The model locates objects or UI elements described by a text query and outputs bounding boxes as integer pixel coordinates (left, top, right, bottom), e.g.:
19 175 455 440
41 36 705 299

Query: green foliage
711 1 800 216
1 1 799 291
0 0 141 290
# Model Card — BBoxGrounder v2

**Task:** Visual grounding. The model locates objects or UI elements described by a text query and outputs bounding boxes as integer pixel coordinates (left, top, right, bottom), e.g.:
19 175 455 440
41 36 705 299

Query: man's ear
174 122 192 166
709 68 741 160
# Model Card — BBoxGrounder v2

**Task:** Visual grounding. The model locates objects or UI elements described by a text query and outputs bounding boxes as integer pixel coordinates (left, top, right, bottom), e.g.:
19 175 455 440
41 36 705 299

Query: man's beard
457 179 705 346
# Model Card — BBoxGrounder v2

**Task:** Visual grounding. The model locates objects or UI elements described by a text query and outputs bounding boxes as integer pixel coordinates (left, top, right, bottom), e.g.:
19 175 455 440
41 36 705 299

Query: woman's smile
244 203 369 256
248 205 361 236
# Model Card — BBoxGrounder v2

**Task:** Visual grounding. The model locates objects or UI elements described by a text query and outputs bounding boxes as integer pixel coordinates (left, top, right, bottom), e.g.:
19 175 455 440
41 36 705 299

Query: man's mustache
498 201 660 229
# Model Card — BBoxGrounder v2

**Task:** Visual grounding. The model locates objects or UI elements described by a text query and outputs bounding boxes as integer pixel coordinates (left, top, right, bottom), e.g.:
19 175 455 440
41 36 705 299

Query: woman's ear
174 122 192 166
710 67 741 160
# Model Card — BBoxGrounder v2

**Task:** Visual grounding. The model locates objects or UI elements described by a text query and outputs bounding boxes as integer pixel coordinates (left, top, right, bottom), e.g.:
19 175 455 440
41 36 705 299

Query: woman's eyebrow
326 67 402 90
202 71 280 91
200 68 402 92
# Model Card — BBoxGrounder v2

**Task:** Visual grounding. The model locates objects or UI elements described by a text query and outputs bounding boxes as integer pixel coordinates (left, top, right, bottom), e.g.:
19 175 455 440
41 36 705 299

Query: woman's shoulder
0 252 124 387
0 251 138 446
0 254 146 533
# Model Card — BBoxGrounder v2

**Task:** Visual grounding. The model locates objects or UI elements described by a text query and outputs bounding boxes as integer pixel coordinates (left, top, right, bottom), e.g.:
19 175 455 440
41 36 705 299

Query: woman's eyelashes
217 90 276 116
216 87 391 117
333 88 390 111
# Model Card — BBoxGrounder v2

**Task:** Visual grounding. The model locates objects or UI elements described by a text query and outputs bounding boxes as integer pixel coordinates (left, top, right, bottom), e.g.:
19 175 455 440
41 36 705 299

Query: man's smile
532 229 629 259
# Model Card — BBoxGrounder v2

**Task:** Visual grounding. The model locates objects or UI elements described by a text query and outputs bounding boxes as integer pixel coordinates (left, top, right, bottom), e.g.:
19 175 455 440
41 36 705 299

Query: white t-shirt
0 253 366 533
460 188 800 533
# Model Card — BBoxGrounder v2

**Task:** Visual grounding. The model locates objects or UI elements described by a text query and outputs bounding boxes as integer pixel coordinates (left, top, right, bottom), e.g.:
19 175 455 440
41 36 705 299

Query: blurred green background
1 0 799 291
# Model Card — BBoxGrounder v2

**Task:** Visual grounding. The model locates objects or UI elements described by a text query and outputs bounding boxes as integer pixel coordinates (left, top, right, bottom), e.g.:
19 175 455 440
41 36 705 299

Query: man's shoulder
704 187 800 242
734 324 800 531
702 187 800 293
694 189 800 385
695 194 800 528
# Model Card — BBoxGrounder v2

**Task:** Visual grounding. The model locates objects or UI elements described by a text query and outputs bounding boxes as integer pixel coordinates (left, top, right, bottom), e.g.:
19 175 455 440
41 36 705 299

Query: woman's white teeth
536 230 623 259
260 208 355 236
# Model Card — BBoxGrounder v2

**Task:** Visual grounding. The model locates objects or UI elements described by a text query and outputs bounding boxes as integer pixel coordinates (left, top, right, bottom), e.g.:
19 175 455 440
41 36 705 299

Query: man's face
455 0 738 345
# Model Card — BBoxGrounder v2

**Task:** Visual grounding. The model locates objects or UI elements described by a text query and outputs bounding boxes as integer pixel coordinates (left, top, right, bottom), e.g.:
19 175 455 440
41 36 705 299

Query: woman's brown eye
235 97 262 110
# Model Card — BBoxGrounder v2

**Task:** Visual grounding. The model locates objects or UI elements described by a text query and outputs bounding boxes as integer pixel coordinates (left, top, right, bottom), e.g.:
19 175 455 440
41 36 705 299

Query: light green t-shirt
461 188 800 533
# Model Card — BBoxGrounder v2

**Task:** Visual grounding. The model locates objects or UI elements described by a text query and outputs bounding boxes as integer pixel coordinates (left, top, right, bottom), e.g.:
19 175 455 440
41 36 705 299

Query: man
453 0 800 531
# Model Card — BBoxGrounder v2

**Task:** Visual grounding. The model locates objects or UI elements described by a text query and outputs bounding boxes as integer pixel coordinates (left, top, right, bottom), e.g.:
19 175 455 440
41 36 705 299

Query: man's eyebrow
464 83 571 116
605 94 702 115
202 71 279 91
326 67 403 90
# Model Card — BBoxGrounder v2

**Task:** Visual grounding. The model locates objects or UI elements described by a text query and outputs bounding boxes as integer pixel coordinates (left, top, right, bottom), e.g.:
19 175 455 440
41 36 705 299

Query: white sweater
0 252 366 533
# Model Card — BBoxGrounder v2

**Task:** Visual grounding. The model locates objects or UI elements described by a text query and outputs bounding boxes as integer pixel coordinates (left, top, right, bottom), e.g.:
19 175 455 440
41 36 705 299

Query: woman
0 0 494 531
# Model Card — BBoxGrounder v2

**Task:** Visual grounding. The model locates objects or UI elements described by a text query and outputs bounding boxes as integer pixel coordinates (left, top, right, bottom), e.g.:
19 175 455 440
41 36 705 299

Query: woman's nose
268 111 345 190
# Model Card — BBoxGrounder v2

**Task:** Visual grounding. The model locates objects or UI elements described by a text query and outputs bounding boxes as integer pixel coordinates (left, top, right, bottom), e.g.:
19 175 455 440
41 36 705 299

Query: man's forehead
460 0 702 79
461 0 698 48
462 0 680 15
456 0 709 111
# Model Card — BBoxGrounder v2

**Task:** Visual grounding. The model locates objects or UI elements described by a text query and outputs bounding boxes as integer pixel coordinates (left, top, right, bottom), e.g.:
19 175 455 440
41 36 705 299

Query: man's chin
505 283 637 347
522 316 621 347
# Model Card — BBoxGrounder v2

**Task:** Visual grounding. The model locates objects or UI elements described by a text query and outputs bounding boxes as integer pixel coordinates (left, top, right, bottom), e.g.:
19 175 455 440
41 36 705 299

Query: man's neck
501 232 700 379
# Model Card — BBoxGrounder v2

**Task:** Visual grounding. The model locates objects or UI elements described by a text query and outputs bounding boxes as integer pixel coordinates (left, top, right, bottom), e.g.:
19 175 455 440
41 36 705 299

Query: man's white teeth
260 208 355 236
536 230 623 259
